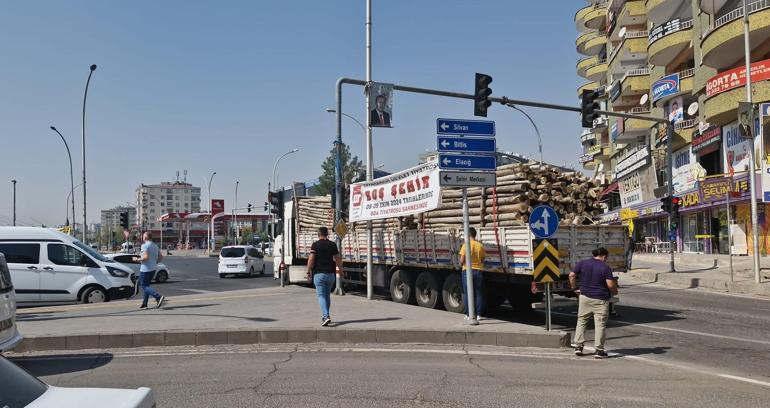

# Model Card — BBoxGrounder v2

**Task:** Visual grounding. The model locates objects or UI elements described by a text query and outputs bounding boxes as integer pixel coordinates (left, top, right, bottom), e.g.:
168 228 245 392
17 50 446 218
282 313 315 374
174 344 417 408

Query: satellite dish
618 27 627 38
687 102 699 116
639 94 649 105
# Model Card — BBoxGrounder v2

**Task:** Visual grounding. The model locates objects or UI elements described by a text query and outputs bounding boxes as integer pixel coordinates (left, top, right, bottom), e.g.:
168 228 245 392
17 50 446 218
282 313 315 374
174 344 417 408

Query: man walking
133 232 166 309
569 247 618 359
459 227 486 321
306 227 343 327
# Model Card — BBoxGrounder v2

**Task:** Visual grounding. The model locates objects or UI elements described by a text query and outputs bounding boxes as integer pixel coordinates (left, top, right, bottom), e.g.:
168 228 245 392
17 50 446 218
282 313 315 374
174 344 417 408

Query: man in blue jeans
306 227 344 327
133 231 166 310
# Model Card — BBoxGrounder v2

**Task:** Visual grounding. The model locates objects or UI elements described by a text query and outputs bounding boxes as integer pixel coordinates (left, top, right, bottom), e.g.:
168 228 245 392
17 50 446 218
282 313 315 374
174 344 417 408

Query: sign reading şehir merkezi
652 73 680 103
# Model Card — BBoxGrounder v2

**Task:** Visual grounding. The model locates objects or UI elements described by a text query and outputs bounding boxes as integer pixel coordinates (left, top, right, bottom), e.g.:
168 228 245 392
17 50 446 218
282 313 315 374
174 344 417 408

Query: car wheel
260 264 265 276
155 270 169 283
219 274 226 279
81 286 108 304
249 267 255 278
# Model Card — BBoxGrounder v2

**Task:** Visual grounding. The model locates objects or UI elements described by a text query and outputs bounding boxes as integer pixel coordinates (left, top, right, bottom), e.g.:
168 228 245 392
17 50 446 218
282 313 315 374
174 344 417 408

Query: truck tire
389 269 415 305
441 273 464 313
508 286 535 312
484 292 506 314
415 271 442 309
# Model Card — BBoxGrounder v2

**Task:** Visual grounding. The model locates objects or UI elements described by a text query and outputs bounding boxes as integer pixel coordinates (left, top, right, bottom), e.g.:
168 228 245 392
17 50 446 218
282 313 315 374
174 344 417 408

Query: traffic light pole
666 120 676 273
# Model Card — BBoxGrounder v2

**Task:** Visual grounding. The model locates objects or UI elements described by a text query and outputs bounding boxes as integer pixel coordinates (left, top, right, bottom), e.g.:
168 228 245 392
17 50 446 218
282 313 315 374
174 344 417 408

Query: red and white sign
210 199 224 215
706 59 770 98
349 161 441 222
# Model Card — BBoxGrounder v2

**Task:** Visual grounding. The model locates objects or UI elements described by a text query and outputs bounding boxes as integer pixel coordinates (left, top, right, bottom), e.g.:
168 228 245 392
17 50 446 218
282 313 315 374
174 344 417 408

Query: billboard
651 73 680 103
672 146 696 193
707 58 770 98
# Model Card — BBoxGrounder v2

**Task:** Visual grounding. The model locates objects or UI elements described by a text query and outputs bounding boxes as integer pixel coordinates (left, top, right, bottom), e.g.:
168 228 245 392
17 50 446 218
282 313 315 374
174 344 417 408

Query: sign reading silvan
615 147 651 179
691 125 722 153
651 73 680 103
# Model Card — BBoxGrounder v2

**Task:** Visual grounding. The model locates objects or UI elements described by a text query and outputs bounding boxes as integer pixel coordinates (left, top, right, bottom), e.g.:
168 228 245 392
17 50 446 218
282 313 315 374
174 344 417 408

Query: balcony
577 31 607 56
576 3 608 32
699 0 730 15
609 0 647 41
612 68 651 106
705 77 770 123
586 60 609 81
578 81 601 97
614 107 653 143
577 56 605 79
647 0 687 25
608 31 649 75
651 68 695 106
581 129 596 144
702 1 770 69
648 19 694 66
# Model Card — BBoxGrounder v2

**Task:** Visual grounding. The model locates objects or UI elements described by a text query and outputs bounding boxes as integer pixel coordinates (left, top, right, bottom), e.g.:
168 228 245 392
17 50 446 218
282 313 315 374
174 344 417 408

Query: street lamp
503 103 543 164
50 126 76 234
325 108 366 131
11 179 16 226
81 64 97 243
66 183 84 229
234 180 239 244
205 172 216 253
272 149 299 287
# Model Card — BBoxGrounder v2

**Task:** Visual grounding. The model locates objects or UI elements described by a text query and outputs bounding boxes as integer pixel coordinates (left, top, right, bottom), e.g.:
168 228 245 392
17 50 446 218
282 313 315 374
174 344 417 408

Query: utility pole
743 0 762 284
364 0 374 301
235 180 239 244
666 120 675 272
11 179 17 226
81 64 96 243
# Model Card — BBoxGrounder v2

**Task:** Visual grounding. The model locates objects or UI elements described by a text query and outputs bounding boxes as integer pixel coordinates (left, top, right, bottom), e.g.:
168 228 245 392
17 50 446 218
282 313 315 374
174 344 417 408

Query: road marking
178 288 216 294
717 374 770 388
622 354 770 389
551 311 770 346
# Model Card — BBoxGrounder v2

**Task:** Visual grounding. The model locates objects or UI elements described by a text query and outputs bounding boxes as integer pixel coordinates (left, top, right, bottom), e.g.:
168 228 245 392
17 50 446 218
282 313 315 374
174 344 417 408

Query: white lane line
178 288 215 294
717 374 770 388
551 311 770 346
622 354 770 389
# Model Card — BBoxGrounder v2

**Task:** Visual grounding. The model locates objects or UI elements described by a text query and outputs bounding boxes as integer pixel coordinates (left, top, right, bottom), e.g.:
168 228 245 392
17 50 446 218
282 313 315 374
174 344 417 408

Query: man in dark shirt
569 247 618 359
306 227 344 327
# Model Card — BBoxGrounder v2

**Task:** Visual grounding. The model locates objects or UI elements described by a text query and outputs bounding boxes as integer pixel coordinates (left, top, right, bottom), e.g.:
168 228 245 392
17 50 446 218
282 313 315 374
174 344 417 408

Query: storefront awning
600 181 619 197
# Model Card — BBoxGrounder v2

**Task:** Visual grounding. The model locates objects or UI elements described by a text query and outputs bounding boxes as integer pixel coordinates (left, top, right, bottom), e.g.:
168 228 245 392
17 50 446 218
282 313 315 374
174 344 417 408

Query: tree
317 142 363 196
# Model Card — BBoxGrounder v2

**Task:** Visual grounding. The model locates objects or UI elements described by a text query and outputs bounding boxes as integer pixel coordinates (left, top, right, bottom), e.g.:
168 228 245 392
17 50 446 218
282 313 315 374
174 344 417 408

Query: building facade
136 182 206 246
576 0 770 255
100 206 137 230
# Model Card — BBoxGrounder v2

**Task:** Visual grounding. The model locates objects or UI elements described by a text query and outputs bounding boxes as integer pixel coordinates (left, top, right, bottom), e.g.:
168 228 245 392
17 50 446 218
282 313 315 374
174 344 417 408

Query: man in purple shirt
569 247 618 359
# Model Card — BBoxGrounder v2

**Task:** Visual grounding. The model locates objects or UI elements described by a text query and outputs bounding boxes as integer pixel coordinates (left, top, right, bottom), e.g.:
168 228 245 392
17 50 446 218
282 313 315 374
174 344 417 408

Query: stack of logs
420 162 604 230
295 162 604 233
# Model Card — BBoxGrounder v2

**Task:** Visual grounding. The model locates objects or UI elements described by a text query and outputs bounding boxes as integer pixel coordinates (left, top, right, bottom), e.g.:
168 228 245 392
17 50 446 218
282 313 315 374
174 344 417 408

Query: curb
11 328 570 353
627 269 770 297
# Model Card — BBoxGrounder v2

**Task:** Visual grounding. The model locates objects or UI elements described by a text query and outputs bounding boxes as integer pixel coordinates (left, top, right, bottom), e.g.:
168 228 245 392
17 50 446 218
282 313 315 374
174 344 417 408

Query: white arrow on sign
440 122 449 131
442 157 452 166
440 139 450 148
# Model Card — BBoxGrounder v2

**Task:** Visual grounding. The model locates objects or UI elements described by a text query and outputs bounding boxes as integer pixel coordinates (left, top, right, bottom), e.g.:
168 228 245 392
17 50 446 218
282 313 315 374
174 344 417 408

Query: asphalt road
140 256 277 297
12 344 768 407
489 277 770 383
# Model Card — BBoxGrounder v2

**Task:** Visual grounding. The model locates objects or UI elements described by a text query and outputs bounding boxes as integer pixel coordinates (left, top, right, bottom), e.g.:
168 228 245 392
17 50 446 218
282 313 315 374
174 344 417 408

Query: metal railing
649 19 693 45
608 31 649 64
629 106 651 114
703 0 770 38
622 68 650 83
679 68 696 78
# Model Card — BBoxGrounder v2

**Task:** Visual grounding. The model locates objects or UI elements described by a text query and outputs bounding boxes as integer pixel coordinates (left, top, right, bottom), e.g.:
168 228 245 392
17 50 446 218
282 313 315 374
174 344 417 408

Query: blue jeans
139 271 161 306
461 270 484 316
313 272 335 319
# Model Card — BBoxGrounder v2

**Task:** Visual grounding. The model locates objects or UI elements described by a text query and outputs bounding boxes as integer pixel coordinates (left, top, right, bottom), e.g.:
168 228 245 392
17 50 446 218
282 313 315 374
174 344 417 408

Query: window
47 244 87 266
220 247 245 258
0 356 48 407
0 243 40 264
113 255 135 264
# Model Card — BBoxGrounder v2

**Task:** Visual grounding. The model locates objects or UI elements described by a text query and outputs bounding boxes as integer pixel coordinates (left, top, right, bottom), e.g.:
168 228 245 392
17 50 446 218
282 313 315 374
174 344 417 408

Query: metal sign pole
727 187 734 282
743 0 762 284
545 282 552 331
462 187 478 325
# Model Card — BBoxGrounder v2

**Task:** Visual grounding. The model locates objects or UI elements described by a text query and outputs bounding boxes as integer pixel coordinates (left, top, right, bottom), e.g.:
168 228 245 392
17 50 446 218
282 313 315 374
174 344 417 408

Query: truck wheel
485 293 506 314
508 287 535 312
415 271 442 309
442 273 464 313
389 270 415 305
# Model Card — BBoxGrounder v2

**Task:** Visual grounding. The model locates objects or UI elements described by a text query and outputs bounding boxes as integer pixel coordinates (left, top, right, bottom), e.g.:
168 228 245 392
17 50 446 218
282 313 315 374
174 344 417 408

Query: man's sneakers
594 350 609 359
156 296 166 309
139 304 148 310
574 345 609 358
574 345 584 356
321 317 332 327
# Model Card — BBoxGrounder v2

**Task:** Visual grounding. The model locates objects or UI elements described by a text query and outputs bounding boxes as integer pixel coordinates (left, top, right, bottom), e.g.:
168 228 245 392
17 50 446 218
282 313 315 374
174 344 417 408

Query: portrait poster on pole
368 82 393 128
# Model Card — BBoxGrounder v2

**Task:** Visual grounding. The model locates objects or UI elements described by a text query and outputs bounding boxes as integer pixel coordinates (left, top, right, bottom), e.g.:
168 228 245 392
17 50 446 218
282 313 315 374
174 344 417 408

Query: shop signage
673 146 697 193
615 147 651 179
679 189 701 208
588 144 601 156
579 153 593 164
618 172 644 207
706 58 770 98
723 120 753 174
652 73 680 103
611 121 619 141
619 207 639 221
761 103 770 202
700 176 749 202
692 125 722 153
609 80 622 102
649 18 682 44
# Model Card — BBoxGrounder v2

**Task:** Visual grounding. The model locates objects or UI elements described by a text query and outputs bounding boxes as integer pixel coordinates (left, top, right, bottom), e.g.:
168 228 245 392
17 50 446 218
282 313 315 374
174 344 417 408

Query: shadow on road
12 353 114 377
610 346 671 357
16 304 277 324
332 317 402 327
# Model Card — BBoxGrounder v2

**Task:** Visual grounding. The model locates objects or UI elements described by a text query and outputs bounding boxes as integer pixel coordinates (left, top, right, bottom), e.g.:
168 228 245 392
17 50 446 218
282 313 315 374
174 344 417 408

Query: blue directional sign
437 136 496 154
529 206 560 239
438 154 496 171
437 118 496 136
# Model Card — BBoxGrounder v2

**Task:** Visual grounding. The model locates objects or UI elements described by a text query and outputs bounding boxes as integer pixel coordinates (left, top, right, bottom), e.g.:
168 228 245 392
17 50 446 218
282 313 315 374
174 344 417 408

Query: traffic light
269 191 284 219
581 89 600 128
247 203 252 213
119 211 129 229
660 196 672 213
474 73 493 117
670 196 681 230
263 202 268 212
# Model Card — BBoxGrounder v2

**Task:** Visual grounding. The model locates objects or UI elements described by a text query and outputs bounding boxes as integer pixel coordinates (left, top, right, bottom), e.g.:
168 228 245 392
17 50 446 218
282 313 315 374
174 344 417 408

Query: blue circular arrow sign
529 205 560 239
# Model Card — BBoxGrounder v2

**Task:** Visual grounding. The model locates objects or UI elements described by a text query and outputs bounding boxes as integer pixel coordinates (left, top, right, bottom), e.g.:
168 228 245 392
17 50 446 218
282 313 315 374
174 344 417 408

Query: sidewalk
10 286 568 353
627 253 770 297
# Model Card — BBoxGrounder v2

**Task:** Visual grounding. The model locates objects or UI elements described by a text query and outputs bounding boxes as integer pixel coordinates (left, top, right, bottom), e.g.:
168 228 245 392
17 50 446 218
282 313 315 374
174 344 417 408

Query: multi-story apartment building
136 182 205 245
576 0 770 255
101 206 137 230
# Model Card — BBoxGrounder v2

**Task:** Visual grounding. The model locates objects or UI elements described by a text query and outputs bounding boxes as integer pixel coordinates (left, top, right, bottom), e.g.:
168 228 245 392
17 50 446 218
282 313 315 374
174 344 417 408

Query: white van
0 253 22 352
0 227 135 304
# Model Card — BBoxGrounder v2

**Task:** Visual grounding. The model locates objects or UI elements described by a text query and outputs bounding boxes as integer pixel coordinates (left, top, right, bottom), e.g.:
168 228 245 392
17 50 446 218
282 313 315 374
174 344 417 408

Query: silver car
105 253 170 283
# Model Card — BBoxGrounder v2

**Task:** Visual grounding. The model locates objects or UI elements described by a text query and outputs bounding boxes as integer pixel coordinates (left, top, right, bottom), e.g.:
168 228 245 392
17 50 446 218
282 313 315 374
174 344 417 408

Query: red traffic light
671 197 681 205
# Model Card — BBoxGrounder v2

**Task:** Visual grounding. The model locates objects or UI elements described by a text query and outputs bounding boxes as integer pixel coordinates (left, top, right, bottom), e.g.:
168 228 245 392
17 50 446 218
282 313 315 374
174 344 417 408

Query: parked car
0 254 22 352
0 355 156 408
218 245 265 278
104 253 170 283
120 242 136 254
0 227 135 305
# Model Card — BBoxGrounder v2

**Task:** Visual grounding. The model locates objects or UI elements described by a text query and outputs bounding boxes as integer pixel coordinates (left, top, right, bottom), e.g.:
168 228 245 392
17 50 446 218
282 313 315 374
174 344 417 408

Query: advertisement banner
618 172 644 207
368 82 394 128
762 103 770 202
652 73 680 103
349 162 441 222
667 96 684 124
210 199 225 236
692 125 722 153
723 120 753 174
673 146 696 193
649 18 682 43
615 147 651 179
706 58 770 97
700 175 750 202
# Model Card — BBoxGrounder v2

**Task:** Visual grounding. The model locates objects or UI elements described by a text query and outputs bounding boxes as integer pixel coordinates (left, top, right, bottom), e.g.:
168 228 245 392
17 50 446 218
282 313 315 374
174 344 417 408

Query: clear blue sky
0 0 583 226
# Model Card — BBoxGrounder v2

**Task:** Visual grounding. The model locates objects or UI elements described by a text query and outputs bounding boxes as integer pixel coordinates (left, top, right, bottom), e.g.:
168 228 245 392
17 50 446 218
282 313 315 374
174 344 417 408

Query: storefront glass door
682 213 704 253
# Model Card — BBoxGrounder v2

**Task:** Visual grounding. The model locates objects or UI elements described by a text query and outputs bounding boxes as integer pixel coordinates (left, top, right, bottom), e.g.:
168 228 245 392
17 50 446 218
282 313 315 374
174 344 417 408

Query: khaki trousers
574 294 609 351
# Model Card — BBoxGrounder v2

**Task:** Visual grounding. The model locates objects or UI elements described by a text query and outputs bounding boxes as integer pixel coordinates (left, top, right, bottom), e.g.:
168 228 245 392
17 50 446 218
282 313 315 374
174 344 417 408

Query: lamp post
272 149 299 286
50 126 76 234
81 64 97 243
11 179 16 226
234 180 239 244
65 183 84 229
503 103 543 164
742 0 761 284
206 172 216 253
